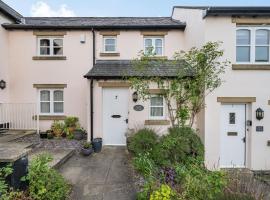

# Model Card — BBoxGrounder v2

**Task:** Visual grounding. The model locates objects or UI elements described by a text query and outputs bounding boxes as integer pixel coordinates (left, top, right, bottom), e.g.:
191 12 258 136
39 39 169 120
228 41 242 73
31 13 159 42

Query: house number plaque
256 126 264 132
134 105 144 111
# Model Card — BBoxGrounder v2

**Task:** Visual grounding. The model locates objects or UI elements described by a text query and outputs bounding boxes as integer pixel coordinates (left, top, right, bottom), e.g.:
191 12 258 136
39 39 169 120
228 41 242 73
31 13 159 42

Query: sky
3 0 270 17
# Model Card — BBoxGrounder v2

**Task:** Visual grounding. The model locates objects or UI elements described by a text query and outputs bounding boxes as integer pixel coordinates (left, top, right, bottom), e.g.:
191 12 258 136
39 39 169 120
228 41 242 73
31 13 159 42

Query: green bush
175 164 227 200
133 152 156 178
153 127 204 166
0 165 13 200
25 153 70 200
128 128 158 156
64 116 79 128
150 184 176 200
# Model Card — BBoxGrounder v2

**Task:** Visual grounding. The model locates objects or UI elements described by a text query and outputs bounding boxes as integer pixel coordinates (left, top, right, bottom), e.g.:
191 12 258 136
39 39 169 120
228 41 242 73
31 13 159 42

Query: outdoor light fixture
256 108 264 120
0 80 6 90
132 92 138 102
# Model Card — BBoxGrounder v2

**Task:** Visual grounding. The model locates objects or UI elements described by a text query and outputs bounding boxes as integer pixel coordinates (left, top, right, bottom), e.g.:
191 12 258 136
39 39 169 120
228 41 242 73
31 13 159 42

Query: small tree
128 42 229 127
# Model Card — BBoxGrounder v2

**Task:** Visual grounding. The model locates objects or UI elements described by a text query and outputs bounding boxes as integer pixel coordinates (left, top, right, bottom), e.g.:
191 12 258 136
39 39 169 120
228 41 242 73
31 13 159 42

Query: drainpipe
90 28 96 141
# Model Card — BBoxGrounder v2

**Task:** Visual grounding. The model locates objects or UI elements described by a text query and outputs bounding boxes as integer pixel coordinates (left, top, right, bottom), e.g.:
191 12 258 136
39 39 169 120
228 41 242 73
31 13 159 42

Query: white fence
0 103 38 131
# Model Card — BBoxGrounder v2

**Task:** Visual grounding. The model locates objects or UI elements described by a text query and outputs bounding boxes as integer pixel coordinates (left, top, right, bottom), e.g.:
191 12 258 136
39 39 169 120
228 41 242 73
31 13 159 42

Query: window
229 113 236 124
150 96 165 119
144 37 164 56
236 27 270 63
38 38 63 56
39 89 64 115
236 29 250 62
103 36 116 52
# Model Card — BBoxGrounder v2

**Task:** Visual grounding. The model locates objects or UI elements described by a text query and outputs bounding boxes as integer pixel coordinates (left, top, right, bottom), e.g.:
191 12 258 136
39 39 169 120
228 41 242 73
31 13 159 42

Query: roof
84 60 190 79
173 6 270 18
2 17 186 30
0 0 22 22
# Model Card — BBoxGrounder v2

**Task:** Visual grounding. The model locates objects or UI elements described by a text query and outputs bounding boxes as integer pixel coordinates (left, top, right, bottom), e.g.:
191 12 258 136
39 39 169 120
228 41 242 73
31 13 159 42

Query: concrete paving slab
0 130 36 143
59 146 137 200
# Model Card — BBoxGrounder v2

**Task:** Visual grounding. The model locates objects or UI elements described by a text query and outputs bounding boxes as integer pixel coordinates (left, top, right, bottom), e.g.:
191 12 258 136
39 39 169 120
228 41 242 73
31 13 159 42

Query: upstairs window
150 96 165 119
39 89 64 115
103 36 117 52
38 38 63 56
236 27 270 63
236 29 250 62
144 37 164 56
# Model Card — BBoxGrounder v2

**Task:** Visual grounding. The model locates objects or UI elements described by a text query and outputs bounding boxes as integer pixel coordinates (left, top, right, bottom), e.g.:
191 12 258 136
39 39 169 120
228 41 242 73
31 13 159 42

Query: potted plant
73 127 86 140
51 120 64 137
64 117 79 133
39 131 48 139
81 142 93 156
47 132 54 139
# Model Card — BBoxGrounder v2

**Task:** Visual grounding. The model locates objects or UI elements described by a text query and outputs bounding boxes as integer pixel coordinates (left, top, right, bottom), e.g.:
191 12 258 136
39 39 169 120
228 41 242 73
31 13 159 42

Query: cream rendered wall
95 30 184 60
0 13 12 103
8 31 93 132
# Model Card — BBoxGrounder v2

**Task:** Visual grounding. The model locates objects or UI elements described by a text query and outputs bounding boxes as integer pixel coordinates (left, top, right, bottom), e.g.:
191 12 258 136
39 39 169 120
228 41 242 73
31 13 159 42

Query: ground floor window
150 95 165 119
39 89 64 115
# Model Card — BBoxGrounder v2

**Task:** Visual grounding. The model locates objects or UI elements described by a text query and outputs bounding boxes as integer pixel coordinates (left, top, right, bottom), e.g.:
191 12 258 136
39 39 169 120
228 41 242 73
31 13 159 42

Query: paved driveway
59 146 137 200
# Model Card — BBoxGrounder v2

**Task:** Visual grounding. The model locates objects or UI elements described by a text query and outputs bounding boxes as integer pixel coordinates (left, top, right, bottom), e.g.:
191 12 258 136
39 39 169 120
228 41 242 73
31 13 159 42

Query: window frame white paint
37 37 64 57
143 36 164 56
236 26 270 64
38 89 64 115
149 95 165 120
103 36 117 53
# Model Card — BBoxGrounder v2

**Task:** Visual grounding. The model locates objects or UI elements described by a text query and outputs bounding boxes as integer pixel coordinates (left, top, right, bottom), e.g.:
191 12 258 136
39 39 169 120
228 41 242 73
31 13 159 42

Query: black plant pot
74 130 84 140
81 148 93 156
40 132 48 139
92 138 102 153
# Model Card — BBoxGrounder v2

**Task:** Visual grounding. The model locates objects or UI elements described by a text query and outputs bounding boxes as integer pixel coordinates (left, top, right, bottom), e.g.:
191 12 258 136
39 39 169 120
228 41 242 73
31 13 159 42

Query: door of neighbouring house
220 104 246 168
102 88 129 145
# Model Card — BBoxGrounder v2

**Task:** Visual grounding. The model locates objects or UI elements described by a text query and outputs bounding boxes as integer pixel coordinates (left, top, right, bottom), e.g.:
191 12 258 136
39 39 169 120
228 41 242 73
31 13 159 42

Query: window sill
33 115 66 120
100 52 120 57
232 64 270 70
145 120 170 126
32 56 67 60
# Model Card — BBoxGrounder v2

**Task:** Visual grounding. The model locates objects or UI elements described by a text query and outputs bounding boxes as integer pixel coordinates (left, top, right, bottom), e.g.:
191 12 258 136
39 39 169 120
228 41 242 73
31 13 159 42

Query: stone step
0 130 36 143
28 149 75 169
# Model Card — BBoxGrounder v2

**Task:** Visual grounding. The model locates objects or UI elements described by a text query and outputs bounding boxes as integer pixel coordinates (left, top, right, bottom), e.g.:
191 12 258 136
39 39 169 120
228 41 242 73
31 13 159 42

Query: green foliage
175 164 227 200
128 128 158 156
0 165 13 200
64 116 79 128
83 142 92 149
150 184 176 200
51 120 64 137
137 180 156 200
26 153 70 200
153 127 204 166
216 193 255 200
133 153 156 178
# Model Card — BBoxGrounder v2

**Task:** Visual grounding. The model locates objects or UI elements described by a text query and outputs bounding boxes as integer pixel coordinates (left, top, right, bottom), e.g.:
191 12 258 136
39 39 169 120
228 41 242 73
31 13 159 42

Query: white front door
102 88 129 145
220 104 246 168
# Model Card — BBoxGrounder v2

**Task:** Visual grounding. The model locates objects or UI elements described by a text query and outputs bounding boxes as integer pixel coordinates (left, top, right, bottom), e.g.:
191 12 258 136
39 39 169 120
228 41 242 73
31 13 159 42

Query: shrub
150 184 176 200
0 165 13 199
133 152 157 178
64 116 79 128
128 128 158 156
153 127 204 166
25 153 70 200
51 121 64 137
83 142 92 149
175 164 227 200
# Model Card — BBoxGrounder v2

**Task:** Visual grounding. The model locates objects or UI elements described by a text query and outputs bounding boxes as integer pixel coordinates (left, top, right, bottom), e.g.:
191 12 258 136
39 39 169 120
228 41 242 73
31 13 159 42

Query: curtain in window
150 96 163 117
53 90 64 113
256 29 269 62
236 29 250 62
40 90 50 113
155 39 163 55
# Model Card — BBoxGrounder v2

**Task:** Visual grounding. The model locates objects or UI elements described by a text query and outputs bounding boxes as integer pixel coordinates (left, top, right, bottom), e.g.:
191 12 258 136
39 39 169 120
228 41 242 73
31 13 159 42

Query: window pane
236 46 250 62
40 39 50 47
105 45 115 52
40 102 50 113
54 90 63 101
237 30 250 45
256 30 269 45
40 90 50 101
256 46 269 62
53 47 63 55
155 47 162 55
53 39 63 47
151 96 163 106
151 107 163 117
40 47 50 55
145 39 152 47
54 102 64 113
105 38 115 45
229 113 236 124
155 39 162 47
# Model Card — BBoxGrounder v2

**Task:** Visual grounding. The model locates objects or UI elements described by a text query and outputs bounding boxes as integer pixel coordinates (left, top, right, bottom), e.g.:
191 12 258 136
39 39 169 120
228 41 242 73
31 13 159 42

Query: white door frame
220 103 247 168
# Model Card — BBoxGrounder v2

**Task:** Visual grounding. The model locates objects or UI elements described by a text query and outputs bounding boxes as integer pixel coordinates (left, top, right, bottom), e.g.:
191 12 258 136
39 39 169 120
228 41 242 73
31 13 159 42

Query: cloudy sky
3 0 270 17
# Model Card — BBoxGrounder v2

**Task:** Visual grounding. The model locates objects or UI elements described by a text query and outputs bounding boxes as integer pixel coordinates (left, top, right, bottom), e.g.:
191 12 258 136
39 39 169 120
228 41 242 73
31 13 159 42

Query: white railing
0 103 38 131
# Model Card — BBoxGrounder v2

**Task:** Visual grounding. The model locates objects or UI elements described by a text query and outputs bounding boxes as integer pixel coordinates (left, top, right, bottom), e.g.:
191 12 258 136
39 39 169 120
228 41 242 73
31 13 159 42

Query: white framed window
144 37 164 56
39 89 64 115
236 27 270 64
103 36 117 52
149 95 165 119
38 37 63 56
